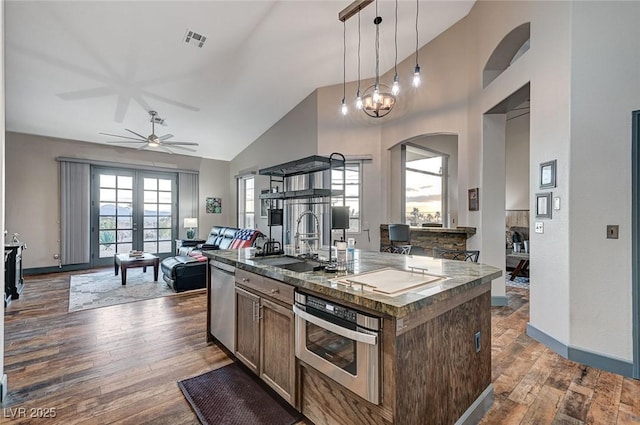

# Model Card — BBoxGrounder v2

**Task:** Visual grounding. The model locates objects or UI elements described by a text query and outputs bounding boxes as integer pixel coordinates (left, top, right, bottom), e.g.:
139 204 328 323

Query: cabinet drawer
236 269 294 306
236 269 264 287
260 277 294 306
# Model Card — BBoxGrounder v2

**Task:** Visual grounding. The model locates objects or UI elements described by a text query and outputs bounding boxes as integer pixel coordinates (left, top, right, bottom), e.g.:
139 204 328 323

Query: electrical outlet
474 332 481 353
534 222 544 234
607 225 619 239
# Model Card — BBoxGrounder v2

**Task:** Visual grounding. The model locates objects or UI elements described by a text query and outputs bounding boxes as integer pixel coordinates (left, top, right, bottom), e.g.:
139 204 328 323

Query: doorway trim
631 110 640 378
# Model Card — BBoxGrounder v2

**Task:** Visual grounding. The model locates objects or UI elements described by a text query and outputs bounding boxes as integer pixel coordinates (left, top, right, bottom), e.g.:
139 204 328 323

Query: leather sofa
161 226 263 292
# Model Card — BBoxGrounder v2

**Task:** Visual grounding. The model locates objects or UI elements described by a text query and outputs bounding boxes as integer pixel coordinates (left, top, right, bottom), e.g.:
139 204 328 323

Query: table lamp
184 218 198 240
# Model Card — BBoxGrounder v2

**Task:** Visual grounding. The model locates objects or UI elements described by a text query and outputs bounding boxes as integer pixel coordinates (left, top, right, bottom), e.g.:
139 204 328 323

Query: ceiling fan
100 111 199 154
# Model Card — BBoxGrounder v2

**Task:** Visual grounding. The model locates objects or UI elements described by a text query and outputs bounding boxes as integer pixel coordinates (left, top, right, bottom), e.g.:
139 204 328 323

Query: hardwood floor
1 272 639 424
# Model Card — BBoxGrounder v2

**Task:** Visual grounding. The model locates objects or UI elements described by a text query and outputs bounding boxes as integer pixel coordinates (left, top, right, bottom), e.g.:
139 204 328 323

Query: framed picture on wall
535 192 552 219
206 197 222 214
468 188 479 211
539 160 557 189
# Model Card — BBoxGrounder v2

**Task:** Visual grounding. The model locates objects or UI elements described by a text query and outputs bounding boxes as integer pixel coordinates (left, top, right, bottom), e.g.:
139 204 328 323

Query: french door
91 167 177 266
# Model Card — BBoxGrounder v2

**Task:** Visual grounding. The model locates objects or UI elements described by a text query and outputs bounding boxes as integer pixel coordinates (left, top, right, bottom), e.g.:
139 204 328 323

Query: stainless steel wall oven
293 291 381 404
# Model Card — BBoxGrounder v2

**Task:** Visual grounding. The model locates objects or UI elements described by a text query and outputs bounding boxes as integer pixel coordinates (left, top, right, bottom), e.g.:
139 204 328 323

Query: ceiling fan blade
159 133 174 141
107 141 147 144
125 129 148 140
165 145 197 153
136 143 150 150
161 141 199 146
99 132 146 142
156 145 174 155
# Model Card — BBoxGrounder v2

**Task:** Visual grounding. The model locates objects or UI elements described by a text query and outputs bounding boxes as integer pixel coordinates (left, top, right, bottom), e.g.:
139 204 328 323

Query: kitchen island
205 249 501 425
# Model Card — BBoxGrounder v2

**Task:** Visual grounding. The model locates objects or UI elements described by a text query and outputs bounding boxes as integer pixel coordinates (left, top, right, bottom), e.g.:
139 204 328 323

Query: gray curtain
178 172 199 238
60 161 90 265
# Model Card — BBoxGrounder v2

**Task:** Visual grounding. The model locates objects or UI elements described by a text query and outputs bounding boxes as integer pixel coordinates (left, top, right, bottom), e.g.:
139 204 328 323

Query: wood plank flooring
1 272 639 424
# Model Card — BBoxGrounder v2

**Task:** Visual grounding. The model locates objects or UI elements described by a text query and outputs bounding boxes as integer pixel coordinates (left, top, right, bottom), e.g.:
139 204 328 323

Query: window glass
332 163 361 233
238 176 255 228
404 147 446 226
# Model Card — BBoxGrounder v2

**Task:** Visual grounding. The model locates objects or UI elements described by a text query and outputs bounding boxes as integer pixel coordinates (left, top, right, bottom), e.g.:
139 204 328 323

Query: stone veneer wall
379 225 475 256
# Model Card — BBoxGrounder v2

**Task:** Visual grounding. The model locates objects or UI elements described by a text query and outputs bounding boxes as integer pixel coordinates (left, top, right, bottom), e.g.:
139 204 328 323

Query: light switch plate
553 197 561 210
535 222 544 234
607 225 619 239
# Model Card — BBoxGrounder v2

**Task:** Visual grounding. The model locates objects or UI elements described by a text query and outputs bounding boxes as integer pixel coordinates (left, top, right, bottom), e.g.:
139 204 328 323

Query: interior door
91 167 177 266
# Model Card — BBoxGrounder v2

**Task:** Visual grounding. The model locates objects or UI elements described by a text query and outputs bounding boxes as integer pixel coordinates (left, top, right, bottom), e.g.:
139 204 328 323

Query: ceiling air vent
184 29 207 48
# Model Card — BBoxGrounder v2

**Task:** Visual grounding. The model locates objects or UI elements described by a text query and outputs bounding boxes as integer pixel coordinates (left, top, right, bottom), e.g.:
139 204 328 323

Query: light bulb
412 65 421 88
356 96 363 110
373 85 381 103
391 75 400 96
341 99 348 115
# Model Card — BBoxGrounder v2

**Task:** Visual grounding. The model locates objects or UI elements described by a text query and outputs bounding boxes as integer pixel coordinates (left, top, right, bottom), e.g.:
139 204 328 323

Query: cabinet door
235 286 260 374
260 297 296 405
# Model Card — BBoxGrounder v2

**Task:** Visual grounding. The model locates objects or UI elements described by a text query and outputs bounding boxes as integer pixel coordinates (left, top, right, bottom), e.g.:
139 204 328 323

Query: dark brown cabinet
5 244 24 306
234 269 296 406
235 286 261 373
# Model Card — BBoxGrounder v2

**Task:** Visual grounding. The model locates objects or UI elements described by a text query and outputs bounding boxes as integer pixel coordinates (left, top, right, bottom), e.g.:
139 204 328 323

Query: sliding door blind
60 161 90 265
178 172 199 237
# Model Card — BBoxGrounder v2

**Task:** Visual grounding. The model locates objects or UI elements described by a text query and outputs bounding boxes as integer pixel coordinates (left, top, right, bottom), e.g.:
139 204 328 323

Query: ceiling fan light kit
99 110 199 154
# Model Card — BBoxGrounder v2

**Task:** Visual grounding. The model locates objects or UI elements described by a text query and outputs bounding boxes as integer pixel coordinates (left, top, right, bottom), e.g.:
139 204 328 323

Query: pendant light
361 0 395 118
412 0 421 87
391 0 400 96
341 20 348 115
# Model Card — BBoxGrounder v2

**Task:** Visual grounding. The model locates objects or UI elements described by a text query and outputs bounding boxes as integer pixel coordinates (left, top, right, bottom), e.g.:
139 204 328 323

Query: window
332 163 361 233
92 168 176 266
237 176 255 228
404 146 447 226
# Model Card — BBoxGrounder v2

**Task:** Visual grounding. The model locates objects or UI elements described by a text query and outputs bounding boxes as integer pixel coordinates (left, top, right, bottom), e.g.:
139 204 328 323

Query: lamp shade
184 218 198 228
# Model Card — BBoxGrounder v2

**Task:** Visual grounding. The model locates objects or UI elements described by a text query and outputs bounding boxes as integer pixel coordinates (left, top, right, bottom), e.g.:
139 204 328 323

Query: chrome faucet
295 210 321 255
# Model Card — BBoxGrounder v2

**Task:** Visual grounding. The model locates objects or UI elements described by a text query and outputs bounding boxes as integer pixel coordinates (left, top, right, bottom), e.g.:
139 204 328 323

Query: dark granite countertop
205 249 501 318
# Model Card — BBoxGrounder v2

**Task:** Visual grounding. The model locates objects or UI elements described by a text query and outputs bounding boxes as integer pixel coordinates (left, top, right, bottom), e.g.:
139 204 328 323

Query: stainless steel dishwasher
210 260 236 352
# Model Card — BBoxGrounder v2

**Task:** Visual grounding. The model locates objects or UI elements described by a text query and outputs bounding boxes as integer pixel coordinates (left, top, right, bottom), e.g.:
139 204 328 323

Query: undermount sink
254 256 324 272
254 256 304 266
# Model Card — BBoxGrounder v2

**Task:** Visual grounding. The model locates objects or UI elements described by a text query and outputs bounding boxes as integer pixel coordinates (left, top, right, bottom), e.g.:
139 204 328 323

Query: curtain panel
60 161 90 265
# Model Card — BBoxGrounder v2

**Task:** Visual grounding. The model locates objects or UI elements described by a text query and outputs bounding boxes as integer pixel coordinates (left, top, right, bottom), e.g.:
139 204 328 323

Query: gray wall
505 109 530 210
6 132 230 268
229 91 319 238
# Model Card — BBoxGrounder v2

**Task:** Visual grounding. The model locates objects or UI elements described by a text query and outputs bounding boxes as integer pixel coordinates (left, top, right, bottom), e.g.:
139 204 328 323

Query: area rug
178 363 302 425
68 268 179 312
506 273 529 289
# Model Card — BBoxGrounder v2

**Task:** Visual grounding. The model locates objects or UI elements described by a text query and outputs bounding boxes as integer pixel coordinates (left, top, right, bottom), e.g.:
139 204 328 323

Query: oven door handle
293 305 377 346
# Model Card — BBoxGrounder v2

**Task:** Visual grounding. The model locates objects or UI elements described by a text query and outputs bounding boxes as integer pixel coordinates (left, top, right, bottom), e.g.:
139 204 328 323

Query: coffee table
114 253 160 286
506 252 530 281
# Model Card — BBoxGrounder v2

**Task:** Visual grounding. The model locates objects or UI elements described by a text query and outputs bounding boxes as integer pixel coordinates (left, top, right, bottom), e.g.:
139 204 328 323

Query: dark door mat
178 362 303 425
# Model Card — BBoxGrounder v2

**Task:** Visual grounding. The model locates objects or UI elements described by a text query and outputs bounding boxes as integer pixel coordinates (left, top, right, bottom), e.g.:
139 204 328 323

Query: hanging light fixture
355 9 363 110
391 0 400 96
360 0 395 118
340 0 426 118
341 20 348 115
412 0 422 87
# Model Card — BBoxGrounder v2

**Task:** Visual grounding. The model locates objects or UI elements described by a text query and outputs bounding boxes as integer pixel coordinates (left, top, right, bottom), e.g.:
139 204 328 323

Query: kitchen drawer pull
293 305 377 345
270 289 279 294
242 277 250 283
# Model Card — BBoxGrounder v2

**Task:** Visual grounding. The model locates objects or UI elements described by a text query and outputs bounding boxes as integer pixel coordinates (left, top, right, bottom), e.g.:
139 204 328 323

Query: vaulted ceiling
5 1 474 160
